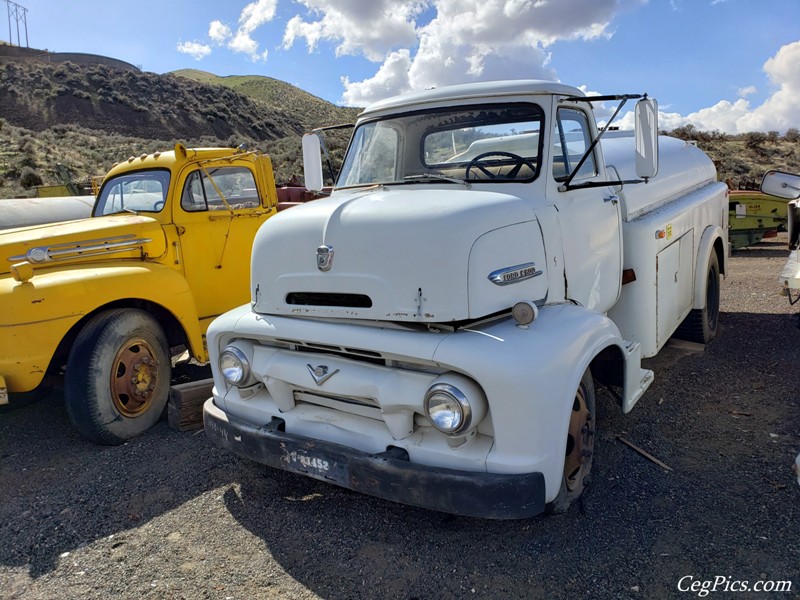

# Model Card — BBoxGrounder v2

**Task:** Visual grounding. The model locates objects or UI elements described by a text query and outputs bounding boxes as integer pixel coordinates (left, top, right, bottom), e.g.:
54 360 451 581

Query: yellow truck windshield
94 169 171 216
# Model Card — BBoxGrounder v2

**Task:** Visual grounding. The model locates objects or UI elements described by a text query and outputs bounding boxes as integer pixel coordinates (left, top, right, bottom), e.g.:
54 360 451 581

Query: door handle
604 195 619 205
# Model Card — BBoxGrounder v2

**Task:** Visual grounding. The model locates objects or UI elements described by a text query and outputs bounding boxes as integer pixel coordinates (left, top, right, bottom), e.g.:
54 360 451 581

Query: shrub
20 166 43 188
743 132 767 151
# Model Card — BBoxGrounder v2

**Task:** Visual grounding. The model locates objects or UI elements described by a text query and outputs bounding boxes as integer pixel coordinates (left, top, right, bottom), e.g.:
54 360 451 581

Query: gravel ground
1 237 799 600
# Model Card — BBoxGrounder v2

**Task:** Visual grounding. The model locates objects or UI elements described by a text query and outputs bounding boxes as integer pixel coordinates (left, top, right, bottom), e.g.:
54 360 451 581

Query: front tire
547 367 596 514
65 309 171 445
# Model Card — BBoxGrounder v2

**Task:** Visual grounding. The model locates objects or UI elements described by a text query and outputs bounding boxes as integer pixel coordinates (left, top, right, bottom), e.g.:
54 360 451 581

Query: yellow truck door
174 162 275 325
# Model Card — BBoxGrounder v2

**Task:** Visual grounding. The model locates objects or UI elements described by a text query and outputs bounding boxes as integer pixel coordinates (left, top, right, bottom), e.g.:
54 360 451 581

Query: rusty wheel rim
564 382 593 493
110 337 160 418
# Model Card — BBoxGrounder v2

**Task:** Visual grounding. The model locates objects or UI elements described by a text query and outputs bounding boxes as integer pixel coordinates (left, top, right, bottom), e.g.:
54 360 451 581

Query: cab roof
105 145 244 178
360 79 585 118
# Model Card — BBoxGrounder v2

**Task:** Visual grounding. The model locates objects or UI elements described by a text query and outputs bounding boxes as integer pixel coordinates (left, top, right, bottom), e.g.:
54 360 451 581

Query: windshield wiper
403 173 470 188
105 207 139 216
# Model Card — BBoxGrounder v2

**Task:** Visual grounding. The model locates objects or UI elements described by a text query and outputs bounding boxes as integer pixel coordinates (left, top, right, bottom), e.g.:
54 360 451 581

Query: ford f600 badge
317 245 334 271
488 262 542 286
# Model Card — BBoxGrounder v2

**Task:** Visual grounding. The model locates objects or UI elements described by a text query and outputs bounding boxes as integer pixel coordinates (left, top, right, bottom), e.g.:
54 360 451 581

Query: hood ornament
316 244 334 271
307 364 339 386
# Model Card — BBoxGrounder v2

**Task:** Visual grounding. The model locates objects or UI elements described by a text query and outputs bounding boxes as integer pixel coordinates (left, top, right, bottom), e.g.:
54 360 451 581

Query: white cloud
239 0 278 33
226 0 277 61
735 40 800 132
283 0 422 62
229 29 259 57
341 49 413 105
196 0 277 62
737 85 757 97
209 20 232 45
332 0 628 105
614 40 800 134
176 40 212 61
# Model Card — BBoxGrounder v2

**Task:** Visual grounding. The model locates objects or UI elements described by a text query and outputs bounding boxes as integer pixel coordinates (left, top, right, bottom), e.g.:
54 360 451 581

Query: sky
7 0 800 133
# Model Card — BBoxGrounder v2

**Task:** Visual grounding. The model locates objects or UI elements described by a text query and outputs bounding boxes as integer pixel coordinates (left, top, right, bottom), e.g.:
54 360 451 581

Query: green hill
171 69 360 131
0 60 359 196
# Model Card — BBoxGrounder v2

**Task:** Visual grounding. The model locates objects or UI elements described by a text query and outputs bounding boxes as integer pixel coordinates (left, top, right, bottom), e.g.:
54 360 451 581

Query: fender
1 262 204 391
693 224 727 309
432 303 636 502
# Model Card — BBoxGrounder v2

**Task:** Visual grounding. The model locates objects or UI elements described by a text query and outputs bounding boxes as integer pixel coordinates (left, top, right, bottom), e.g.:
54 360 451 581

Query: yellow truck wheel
64 309 171 445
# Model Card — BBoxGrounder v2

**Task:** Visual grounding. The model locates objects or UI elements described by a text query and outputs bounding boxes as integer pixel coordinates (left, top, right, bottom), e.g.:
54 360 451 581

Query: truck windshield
94 169 171 216
337 103 544 188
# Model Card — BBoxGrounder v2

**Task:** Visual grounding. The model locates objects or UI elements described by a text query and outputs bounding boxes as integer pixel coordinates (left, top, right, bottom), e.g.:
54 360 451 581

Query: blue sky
8 0 800 133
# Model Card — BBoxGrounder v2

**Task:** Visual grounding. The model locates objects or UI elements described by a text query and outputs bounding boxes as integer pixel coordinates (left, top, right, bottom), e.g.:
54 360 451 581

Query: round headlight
425 383 471 434
219 346 251 387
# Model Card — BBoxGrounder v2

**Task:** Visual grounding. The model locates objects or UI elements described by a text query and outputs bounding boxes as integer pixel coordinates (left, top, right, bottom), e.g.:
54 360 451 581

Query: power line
6 0 28 47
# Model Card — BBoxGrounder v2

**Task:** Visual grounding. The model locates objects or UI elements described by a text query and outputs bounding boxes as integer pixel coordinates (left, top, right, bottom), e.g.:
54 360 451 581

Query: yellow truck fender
1 262 205 393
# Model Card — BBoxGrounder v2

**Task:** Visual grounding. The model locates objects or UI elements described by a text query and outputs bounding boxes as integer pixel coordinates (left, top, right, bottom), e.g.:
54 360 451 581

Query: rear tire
64 309 171 445
673 251 720 344
546 368 596 514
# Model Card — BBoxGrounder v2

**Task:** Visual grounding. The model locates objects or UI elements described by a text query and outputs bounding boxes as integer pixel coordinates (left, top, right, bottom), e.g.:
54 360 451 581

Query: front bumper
203 398 545 520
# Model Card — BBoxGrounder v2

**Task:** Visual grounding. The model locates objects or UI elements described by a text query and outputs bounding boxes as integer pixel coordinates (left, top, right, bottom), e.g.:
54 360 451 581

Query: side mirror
634 98 658 180
302 133 324 192
760 170 800 200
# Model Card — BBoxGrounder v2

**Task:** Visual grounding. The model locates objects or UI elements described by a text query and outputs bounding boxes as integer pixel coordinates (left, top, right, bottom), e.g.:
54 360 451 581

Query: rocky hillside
171 69 359 132
0 60 358 197
0 58 798 199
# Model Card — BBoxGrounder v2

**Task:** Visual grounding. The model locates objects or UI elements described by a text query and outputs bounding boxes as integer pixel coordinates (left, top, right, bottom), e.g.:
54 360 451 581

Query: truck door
174 163 274 324
549 105 622 313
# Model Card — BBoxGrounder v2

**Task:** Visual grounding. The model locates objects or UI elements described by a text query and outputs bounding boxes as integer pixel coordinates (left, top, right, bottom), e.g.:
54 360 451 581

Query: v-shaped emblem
307 364 339 386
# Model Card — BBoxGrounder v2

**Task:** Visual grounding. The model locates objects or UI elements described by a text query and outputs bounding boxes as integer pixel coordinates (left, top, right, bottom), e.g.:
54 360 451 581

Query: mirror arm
561 96 633 190
311 123 355 185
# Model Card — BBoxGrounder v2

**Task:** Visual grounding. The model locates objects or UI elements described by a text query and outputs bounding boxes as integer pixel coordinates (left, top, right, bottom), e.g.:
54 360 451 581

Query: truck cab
203 81 728 518
1 144 279 444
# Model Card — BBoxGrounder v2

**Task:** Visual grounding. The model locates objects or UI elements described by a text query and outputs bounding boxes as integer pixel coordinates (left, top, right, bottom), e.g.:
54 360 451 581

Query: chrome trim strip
10 234 152 263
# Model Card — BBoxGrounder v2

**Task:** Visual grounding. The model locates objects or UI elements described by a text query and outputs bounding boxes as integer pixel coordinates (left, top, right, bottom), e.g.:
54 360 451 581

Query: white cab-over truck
203 80 728 519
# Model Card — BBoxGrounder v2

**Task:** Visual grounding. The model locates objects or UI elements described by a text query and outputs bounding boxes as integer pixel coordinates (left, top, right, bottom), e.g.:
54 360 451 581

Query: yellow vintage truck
0 143 280 444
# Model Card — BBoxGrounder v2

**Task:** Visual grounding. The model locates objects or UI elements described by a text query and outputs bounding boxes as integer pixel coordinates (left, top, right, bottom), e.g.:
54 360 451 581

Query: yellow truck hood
0 215 168 276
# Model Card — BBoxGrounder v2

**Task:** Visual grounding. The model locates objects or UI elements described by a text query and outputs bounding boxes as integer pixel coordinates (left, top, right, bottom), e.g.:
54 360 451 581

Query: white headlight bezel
423 374 489 436
219 345 253 387
424 383 472 434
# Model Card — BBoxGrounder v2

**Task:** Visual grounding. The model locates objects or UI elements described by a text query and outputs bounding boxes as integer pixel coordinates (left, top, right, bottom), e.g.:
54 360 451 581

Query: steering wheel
153 200 165 212
465 151 535 180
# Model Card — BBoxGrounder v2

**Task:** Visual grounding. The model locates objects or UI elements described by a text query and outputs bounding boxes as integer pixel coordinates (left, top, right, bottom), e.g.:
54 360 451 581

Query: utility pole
6 0 29 48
